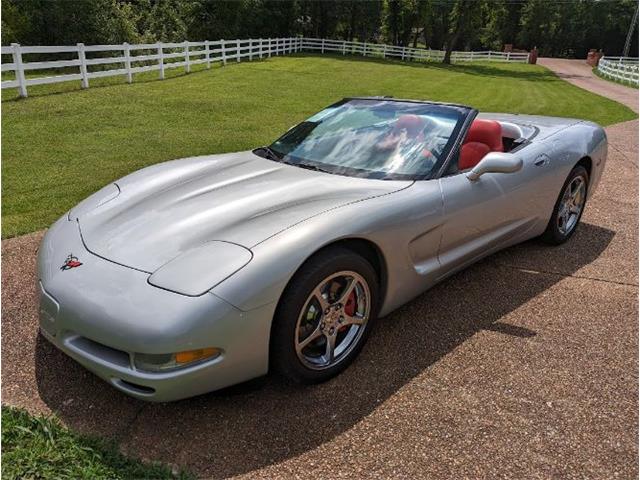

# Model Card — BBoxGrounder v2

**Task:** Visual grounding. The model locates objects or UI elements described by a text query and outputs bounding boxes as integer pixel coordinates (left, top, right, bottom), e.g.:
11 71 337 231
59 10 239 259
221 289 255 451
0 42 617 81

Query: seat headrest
465 119 503 151
394 114 425 138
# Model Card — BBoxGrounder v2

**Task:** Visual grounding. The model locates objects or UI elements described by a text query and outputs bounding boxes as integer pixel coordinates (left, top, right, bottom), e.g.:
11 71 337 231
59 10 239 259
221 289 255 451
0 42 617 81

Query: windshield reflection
268 99 469 180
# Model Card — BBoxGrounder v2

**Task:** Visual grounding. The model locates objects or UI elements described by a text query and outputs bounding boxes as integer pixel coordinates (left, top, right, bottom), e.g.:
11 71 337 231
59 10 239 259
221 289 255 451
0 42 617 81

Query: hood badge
60 254 83 271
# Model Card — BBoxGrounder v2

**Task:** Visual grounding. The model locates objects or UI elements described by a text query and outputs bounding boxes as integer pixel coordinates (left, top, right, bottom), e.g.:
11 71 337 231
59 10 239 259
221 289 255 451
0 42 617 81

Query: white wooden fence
597 57 639 86
1 37 530 97
301 37 529 63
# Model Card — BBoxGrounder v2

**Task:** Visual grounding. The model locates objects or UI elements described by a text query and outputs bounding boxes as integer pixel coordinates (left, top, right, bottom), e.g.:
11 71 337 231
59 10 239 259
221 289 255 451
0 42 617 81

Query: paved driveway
2 65 638 478
538 57 638 113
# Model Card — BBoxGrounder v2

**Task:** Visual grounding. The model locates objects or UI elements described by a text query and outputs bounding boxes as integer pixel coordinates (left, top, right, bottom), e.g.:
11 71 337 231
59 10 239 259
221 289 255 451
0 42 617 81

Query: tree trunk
442 31 460 64
412 28 422 48
348 3 357 42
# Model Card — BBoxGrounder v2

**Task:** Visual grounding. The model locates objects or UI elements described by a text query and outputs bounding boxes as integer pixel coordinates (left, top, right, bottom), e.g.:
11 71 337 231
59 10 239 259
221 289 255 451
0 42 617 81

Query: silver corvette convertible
38 97 607 401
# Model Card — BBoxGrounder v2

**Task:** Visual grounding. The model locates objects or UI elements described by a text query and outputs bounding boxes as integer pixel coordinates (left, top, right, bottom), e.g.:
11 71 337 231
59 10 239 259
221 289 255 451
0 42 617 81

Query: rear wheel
541 165 588 245
270 247 379 384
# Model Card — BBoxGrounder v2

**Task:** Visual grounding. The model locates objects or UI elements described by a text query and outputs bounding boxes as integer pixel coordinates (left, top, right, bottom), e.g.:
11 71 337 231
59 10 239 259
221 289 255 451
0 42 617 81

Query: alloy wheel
294 271 371 370
557 175 586 235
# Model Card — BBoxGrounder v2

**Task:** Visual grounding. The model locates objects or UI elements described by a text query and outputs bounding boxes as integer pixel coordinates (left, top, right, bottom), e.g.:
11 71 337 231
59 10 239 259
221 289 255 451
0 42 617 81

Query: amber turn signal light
175 347 220 365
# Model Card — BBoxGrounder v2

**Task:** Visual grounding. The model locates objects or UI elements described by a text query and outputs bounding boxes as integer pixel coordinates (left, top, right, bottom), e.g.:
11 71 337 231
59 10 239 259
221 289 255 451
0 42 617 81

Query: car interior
455 118 530 173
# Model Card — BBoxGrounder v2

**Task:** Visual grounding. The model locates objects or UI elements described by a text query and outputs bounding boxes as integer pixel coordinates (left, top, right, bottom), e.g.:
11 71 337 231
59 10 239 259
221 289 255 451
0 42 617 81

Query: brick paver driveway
538 57 638 113
2 60 638 478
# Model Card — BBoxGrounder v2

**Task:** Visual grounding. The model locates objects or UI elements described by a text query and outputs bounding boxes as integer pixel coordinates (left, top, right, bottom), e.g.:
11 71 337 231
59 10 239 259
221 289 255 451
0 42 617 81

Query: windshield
266 99 471 180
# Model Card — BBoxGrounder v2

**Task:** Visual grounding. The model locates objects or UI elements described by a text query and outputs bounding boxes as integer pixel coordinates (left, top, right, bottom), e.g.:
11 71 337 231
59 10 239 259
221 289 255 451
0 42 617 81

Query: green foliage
1 406 193 479
518 0 638 57
382 0 422 46
1 55 635 237
0 0 637 57
140 0 188 42
442 0 485 63
1 0 141 45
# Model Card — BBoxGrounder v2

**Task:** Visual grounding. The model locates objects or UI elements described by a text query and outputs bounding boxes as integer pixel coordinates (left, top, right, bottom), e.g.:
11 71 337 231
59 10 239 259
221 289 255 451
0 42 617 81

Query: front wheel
541 165 589 245
270 247 379 384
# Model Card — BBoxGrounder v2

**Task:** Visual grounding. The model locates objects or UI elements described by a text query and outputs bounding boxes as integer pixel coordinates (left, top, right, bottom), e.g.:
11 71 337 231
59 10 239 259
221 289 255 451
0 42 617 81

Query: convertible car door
435 146 548 278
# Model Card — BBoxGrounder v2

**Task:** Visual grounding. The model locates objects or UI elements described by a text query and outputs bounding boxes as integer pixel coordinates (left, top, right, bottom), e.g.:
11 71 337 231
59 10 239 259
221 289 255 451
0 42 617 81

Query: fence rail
1 37 529 97
301 37 530 63
597 57 639 86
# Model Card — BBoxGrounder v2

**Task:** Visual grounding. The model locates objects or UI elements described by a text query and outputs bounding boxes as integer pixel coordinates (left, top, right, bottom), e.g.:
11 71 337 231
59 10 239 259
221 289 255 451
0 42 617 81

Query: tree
1 0 140 45
382 0 422 46
442 0 484 64
0 0 635 58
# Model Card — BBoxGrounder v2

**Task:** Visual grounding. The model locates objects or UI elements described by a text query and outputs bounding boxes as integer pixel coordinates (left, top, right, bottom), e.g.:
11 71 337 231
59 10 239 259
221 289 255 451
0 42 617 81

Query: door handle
534 154 550 167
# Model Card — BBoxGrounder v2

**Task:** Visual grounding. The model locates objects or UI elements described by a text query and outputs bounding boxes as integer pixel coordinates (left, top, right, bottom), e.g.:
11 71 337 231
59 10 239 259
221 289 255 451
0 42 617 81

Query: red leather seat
458 119 503 170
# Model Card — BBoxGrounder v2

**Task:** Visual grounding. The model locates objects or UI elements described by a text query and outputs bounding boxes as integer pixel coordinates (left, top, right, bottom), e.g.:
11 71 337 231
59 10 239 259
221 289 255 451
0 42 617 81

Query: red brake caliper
340 291 356 332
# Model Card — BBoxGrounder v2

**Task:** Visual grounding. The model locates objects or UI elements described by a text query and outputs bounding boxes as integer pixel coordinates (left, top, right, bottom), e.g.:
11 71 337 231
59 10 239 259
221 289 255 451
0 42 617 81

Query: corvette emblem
60 254 82 271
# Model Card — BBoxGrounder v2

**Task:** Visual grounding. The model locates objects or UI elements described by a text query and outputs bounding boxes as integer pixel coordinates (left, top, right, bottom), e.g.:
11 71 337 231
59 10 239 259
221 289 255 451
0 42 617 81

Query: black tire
540 165 589 245
270 246 379 384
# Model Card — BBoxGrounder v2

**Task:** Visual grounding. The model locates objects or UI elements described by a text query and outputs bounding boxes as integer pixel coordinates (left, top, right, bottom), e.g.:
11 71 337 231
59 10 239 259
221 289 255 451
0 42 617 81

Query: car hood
75 151 411 273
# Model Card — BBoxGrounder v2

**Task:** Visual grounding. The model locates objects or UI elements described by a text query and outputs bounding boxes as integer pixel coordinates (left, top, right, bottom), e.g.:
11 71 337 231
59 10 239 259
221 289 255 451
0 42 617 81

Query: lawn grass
2 54 636 237
1 406 192 479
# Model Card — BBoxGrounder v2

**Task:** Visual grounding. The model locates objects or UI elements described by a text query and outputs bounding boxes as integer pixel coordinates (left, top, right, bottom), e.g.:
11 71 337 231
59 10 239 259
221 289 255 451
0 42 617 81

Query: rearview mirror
466 152 523 181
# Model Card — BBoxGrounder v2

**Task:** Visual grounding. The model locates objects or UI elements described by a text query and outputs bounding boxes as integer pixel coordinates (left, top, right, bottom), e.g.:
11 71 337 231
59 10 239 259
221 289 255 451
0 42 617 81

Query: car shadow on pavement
34 222 614 478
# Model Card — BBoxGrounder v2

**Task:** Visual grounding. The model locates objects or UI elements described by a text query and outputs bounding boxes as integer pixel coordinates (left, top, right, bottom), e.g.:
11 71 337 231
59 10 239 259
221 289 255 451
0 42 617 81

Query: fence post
123 42 132 83
77 42 89 89
321 38 325 54
249 39 253 61
506 51 510 62
268 38 272 58
221 40 227 65
237 39 241 62
383 44 386 58
488 51 492 61
363 42 367 57
157 42 165 79
205 40 211 69
184 40 190 73
11 43 27 98
259 38 263 59
402 46 406 61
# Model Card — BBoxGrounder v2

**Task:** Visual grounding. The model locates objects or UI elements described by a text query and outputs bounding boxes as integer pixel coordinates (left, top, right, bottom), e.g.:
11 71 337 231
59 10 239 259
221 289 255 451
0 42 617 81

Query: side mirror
466 152 523 181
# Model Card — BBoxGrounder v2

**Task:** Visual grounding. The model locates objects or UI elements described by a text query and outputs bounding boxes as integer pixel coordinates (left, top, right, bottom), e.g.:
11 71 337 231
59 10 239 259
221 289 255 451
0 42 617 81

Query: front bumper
37 216 275 402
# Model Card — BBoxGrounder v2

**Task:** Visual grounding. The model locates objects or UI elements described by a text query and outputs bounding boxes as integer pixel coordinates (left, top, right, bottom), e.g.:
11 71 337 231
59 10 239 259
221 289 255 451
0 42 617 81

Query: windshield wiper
291 162 333 174
258 146 282 161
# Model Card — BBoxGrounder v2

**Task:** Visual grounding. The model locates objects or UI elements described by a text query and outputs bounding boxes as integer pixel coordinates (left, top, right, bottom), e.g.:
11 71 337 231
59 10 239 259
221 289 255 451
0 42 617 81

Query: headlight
134 347 221 372
148 241 252 296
